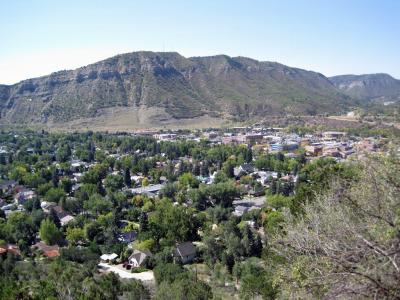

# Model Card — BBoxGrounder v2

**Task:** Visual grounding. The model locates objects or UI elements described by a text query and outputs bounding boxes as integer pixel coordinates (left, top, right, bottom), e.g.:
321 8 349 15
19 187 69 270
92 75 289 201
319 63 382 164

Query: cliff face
0 51 354 125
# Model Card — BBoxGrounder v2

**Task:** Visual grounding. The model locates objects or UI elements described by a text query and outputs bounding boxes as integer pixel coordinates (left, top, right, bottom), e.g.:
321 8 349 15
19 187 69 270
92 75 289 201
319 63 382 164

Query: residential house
129 184 165 198
31 242 60 258
128 249 152 267
118 231 137 244
234 164 254 178
14 189 36 205
0 244 21 257
233 205 249 217
52 205 75 226
41 201 57 213
0 180 17 195
305 145 323 156
100 253 118 263
174 242 196 264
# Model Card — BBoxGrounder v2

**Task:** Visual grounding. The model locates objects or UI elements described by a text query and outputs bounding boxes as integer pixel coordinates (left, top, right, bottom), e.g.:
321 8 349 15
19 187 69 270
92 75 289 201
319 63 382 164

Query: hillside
330 73 400 102
0 51 355 129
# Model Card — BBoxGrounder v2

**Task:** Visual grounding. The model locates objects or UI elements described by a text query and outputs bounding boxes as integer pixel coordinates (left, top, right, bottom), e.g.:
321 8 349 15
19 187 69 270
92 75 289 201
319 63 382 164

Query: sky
0 0 399 84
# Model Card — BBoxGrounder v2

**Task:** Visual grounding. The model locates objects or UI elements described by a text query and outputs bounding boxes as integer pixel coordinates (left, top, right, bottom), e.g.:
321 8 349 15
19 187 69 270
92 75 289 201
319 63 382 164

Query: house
0 244 21 257
305 145 323 156
174 242 196 264
128 249 152 267
245 134 264 145
41 201 57 213
234 164 254 178
60 215 75 226
100 253 118 263
31 242 60 258
70 160 88 172
129 184 165 198
269 143 283 152
14 189 36 205
47 205 75 226
118 231 137 244
0 180 17 195
322 131 346 140
233 205 249 217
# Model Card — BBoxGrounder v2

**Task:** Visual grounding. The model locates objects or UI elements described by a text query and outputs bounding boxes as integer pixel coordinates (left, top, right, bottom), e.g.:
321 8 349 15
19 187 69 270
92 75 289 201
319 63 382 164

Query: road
98 263 154 282
233 196 265 208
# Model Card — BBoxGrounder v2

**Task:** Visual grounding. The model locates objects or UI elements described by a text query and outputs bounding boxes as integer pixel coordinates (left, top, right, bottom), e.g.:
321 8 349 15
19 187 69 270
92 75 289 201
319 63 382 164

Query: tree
84 194 112 215
222 158 236 178
5 212 36 244
149 199 198 244
155 277 212 300
244 147 253 163
66 227 86 246
44 187 66 203
60 178 73 193
139 211 148 232
272 156 400 299
56 144 71 162
104 174 124 192
124 168 131 187
178 173 199 189
142 177 149 187
203 182 239 207
154 263 185 284
39 219 62 245
48 208 61 228
188 189 207 210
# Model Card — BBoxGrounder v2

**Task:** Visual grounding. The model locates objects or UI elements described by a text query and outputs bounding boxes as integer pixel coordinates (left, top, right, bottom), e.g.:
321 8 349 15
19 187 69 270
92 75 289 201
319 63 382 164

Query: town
0 124 395 298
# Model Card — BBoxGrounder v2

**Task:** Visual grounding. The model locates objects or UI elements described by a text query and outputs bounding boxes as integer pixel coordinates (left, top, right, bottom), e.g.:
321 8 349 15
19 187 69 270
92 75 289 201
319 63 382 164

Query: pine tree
139 212 148 232
51 170 59 187
124 168 131 187
48 208 61 228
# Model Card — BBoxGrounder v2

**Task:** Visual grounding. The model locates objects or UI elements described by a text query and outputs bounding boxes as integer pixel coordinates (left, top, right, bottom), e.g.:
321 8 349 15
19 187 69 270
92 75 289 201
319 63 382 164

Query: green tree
124 168 131 187
66 227 86 246
39 219 62 245
104 174 124 192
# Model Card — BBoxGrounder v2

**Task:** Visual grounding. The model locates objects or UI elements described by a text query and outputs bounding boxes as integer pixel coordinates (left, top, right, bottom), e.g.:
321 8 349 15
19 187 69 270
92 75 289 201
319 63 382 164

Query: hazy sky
1 0 399 84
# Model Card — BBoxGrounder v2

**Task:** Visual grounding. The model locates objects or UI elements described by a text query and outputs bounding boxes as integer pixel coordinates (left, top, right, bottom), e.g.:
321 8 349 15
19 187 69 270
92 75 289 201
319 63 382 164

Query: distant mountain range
0 51 397 129
330 73 400 103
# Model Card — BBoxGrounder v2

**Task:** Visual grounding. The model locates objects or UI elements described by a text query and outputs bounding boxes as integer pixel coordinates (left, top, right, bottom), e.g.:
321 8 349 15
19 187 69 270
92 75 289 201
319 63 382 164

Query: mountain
330 73 400 102
0 51 354 129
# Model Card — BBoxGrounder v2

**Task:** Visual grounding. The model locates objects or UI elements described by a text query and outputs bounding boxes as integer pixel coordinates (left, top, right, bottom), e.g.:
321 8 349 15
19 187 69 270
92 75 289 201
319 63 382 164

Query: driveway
233 196 265 208
98 263 154 282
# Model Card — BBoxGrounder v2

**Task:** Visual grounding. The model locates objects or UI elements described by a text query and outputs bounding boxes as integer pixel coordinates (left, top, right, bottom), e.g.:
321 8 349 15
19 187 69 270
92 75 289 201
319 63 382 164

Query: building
100 253 118 263
0 180 17 195
14 189 36 205
269 143 283 152
234 163 254 178
128 249 152 267
305 145 323 156
174 242 196 264
118 231 137 244
322 131 346 140
245 134 264 145
0 244 21 257
233 205 249 217
153 133 177 141
129 184 165 198
31 242 60 258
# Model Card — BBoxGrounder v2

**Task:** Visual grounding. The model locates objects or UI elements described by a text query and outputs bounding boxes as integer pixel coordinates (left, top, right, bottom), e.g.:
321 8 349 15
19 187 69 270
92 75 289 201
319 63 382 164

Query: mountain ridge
329 73 400 102
0 51 357 128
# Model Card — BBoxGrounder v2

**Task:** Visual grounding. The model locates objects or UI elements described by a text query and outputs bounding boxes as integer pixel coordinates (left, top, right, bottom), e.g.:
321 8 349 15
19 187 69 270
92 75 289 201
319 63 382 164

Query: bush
131 266 148 273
